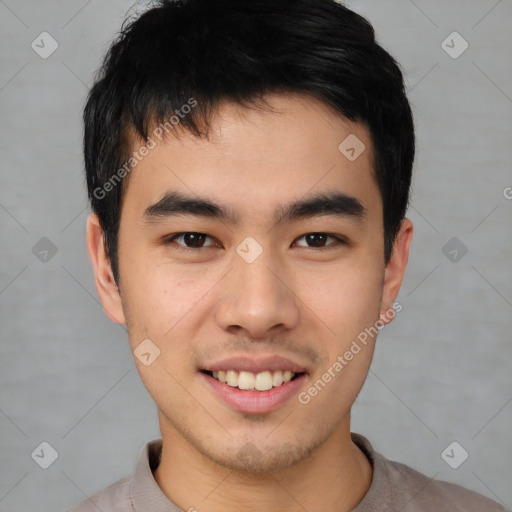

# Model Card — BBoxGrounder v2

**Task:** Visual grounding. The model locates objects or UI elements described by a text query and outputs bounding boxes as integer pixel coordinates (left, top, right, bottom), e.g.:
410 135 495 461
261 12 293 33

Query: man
67 0 507 510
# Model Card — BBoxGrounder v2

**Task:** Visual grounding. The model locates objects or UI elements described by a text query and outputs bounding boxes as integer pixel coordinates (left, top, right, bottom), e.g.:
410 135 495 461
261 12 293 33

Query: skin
87 92 413 512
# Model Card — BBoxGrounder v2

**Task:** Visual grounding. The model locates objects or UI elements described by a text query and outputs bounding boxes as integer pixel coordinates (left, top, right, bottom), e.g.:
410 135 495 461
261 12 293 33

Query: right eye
164 232 221 250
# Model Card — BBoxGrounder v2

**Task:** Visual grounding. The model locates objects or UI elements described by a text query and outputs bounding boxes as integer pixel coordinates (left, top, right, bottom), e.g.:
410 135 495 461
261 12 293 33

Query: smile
200 369 307 414
205 369 299 391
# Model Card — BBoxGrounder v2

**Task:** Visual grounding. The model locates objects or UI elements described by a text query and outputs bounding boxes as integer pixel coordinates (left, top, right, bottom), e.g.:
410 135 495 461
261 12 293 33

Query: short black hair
84 0 415 285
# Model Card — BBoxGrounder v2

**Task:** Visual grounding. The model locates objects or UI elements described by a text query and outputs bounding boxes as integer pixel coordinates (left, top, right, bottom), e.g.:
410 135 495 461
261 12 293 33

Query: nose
215 248 300 339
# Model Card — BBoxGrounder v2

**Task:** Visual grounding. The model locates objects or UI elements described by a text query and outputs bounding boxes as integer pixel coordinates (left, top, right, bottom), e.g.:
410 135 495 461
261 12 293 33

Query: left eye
294 233 343 248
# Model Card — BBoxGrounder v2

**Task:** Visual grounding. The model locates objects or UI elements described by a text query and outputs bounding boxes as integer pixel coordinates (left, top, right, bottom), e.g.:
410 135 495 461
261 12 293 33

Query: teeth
238 371 255 390
272 371 284 387
210 369 298 391
226 370 238 387
255 371 273 391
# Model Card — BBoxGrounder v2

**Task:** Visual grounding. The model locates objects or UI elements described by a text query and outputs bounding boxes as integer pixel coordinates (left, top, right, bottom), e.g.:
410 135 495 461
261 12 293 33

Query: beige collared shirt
66 433 507 511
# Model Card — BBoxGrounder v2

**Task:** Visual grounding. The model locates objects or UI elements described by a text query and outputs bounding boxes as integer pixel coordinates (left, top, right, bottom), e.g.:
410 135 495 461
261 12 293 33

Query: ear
379 218 413 325
86 213 126 324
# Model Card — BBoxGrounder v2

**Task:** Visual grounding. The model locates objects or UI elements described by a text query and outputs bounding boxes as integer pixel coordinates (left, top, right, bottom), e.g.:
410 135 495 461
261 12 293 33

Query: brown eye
166 232 217 249
294 233 344 249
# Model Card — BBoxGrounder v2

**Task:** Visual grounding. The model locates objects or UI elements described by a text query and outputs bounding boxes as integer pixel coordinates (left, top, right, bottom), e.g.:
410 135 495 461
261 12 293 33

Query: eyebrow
142 190 366 226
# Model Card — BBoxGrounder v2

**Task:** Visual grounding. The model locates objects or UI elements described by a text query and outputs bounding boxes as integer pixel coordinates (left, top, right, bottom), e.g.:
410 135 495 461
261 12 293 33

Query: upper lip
201 355 308 374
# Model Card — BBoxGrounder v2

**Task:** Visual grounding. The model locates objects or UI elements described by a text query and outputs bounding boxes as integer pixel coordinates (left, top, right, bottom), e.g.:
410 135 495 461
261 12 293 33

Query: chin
216 443 307 474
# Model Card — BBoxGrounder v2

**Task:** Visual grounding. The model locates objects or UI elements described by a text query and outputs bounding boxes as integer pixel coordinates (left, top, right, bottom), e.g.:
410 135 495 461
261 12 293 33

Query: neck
153 414 372 512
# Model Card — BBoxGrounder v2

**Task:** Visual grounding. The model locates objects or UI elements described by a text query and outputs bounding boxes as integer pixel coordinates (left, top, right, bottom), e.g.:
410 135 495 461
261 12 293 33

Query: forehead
121 93 380 225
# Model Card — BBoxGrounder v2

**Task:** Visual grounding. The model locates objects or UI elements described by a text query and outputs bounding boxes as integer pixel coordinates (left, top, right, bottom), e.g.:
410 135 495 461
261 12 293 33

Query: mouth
199 368 308 414
200 369 305 391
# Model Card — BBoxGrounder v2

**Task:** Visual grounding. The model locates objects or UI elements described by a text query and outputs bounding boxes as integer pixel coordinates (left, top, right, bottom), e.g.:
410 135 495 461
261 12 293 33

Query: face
88 92 412 473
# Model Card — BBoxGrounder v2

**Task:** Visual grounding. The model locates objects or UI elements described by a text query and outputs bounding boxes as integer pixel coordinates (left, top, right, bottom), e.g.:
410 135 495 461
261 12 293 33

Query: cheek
295 257 384 342
125 272 201 334
120 267 207 393
120 255 220 362
119 237 187 324
295 264 383 415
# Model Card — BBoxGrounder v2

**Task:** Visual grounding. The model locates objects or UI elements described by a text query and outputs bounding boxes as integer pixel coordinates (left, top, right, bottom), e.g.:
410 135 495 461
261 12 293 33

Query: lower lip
200 372 307 414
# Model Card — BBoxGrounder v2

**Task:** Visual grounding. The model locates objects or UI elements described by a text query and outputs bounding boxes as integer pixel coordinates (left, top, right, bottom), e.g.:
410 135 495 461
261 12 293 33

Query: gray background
0 0 511 511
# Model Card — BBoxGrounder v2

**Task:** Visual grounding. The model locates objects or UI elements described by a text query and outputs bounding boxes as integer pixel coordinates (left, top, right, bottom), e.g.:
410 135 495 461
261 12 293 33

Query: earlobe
379 218 413 325
86 213 126 325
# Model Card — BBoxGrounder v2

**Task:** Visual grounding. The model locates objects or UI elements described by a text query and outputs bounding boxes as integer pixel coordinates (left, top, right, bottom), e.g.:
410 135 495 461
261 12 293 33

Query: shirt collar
130 438 181 512
351 432 395 511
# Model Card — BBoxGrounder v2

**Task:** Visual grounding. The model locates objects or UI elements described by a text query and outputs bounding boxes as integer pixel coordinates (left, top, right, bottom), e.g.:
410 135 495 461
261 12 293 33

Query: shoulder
65 474 133 512
382 456 507 511
351 433 507 512
64 439 162 512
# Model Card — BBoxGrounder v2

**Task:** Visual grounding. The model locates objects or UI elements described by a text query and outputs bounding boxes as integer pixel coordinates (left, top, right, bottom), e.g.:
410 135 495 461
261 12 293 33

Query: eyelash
163 232 348 252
